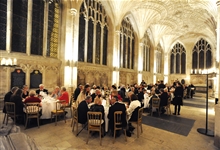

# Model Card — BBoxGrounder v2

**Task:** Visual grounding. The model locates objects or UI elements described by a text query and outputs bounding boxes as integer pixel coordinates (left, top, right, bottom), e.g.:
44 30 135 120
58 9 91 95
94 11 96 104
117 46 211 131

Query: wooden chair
151 98 161 116
86 112 104 146
71 107 78 136
65 95 73 118
130 107 144 138
51 100 66 126
113 111 127 143
5 102 24 125
164 98 172 115
24 103 40 129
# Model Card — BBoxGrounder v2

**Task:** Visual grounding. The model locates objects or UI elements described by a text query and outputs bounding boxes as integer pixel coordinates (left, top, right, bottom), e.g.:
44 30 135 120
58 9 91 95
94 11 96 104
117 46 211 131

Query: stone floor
0 96 219 150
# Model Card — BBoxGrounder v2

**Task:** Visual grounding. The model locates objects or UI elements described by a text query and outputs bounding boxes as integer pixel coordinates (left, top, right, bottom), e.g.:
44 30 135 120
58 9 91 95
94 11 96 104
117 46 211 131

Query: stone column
43 1 49 57
164 53 169 83
100 25 104 64
6 0 13 53
137 42 143 84
70 8 77 90
92 21 96 64
112 30 120 86
217 1 220 101
84 18 88 62
26 0 33 56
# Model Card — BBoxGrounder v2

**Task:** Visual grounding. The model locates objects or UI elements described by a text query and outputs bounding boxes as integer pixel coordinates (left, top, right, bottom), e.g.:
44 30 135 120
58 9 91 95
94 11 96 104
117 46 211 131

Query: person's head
60 86 66 92
94 97 102 105
95 89 101 97
39 84 44 90
29 90 36 97
84 85 90 93
111 90 118 96
13 89 23 97
130 94 138 101
22 85 28 91
11 87 19 93
85 95 92 104
54 86 60 92
127 91 134 98
110 96 118 104
164 88 168 93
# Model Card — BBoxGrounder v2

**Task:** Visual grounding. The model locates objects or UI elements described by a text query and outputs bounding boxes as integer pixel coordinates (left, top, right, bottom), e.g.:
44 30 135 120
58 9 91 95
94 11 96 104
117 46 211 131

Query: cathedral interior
0 0 220 98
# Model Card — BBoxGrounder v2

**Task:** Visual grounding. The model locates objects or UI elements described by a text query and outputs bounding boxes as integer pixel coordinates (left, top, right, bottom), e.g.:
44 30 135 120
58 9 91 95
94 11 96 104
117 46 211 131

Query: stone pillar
6 0 13 53
164 53 169 83
137 42 143 84
112 30 120 86
84 18 88 62
70 8 77 91
26 0 33 56
100 25 104 64
214 104 220 148
43 1 49 57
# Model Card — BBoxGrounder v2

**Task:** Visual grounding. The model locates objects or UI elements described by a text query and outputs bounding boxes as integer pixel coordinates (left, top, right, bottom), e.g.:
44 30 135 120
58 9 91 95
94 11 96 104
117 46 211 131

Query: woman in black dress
10 89 24 118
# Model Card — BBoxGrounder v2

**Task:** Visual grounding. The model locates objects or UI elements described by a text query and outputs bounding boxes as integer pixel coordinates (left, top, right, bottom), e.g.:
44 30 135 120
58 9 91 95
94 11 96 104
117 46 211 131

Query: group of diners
2 84 70 124
73 79 188 137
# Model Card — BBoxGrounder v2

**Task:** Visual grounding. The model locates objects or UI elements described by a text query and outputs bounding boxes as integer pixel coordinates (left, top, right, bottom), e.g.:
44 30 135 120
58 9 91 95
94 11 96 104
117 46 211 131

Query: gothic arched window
170 42 186 74
31 0 44 55
192 38 212 70
119 17 135 69
143 32 150 72
12 0 27 53
47 1 60 58
78 0 108 65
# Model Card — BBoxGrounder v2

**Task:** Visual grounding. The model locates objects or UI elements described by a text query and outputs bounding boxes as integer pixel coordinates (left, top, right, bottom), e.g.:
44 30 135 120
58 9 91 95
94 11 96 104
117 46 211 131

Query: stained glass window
31 0 44 55
47 2 59 58
170 42 186 74
143 32 150 72
12 0 27 53
78 0 108 65
192 38 212 70
120 17 135 69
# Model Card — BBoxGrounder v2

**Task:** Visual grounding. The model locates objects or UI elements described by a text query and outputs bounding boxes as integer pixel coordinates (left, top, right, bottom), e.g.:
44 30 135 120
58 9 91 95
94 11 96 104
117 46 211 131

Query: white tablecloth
41 98 57 119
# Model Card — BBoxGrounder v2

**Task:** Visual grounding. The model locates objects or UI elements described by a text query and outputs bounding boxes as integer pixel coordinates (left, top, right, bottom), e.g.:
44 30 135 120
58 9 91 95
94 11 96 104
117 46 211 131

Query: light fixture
0 58 18 67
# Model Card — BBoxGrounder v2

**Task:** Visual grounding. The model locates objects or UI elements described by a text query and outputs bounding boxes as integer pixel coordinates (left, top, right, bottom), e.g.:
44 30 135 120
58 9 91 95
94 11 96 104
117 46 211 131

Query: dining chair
164 97 172 115
24 103 40 129
51 100 66 126
130 107 144 138
5 102 25 125
113 111 127 143
151 98 161 116
86 112 104 146
71 107 78 136
65 95 73 118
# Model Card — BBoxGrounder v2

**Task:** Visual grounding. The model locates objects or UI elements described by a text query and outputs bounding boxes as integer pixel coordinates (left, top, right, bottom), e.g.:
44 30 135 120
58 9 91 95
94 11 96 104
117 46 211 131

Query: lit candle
8 58 12 65
13 58 17 65
195 69 197 74
191 69 193 74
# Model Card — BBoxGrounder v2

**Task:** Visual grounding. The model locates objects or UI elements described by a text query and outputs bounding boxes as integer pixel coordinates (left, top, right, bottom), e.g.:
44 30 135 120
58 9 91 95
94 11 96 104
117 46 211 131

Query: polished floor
0 96 219 150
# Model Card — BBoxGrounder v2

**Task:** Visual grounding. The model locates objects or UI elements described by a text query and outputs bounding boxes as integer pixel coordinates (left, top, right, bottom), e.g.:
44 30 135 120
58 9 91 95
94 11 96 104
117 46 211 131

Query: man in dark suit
108 96 127 135
36 84 48 95
77 95 92 124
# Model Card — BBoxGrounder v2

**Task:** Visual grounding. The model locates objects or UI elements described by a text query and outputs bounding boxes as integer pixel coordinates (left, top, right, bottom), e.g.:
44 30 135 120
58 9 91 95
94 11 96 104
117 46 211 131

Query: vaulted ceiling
99 0 217 52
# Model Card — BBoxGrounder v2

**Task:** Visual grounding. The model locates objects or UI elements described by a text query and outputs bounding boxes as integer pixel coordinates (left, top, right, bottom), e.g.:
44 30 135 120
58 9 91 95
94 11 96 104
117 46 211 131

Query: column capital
70 8 77 16
115 30 121 35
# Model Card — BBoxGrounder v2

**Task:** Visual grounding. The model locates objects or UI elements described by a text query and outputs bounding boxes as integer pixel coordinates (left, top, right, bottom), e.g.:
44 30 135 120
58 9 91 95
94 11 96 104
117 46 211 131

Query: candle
13 58 17 65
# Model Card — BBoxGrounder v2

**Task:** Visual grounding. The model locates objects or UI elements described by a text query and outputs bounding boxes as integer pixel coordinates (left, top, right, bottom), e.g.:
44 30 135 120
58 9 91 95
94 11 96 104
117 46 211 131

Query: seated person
57 86 69 106
77 96 92 124
148 90 159 111
36 84 48 95
23 90 42 116
3 87 18 114
51 86 61 99
10 89 24 123
22 85 29 99
90 97 104 119
159 88 169 114
110 90 122 102
24 90 42 105
108 96 127 136
91 89 102 102
127 94 141 122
